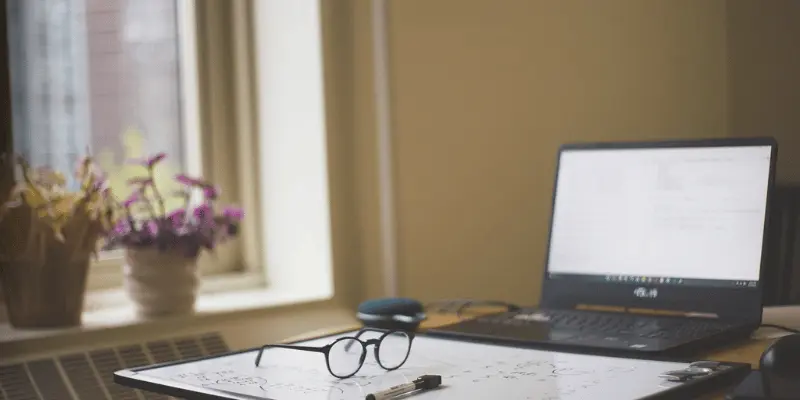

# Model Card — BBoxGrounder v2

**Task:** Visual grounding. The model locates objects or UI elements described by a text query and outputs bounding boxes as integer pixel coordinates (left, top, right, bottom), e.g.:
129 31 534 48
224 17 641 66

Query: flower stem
182 190 192 224
124 206 136 232
148 169 166 217
113 196 137 233
137 188 160 224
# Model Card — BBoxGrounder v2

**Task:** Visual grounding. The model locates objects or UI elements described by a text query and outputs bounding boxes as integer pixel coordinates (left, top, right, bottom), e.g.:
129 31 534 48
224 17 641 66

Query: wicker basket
0 254 91 328
0 154 110 328
0 205 95 328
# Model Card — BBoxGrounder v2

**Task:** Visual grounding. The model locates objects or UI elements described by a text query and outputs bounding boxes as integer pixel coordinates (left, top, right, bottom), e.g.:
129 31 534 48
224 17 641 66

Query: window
0 0 336 314
4 0 247 291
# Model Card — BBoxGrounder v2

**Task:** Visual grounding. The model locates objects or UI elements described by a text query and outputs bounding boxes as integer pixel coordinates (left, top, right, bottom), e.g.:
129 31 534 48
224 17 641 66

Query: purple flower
175 174 208 187
203 185 219 200
122 192 140 208
128 153 167 169
96 152 246 257
222 207 244 221
144 220 159 236
113 220 132 235
167 209 186 226
192 203 213 222
143 153 166 168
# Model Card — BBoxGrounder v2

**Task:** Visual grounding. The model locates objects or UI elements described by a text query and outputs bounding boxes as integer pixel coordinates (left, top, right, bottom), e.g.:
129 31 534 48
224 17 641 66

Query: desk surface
289 305 800 400
416 306 799 399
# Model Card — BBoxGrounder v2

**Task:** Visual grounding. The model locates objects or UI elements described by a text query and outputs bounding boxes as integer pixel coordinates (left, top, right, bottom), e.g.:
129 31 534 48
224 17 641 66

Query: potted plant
0 154 117 328
104 153 243 318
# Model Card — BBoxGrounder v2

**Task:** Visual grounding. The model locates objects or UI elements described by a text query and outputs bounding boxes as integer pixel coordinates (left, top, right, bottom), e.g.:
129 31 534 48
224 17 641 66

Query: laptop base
425 308 757 359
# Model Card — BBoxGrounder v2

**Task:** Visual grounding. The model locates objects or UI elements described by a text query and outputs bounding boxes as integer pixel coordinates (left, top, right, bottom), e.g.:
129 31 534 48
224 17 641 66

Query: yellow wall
325 0 798 308
726 0 800 182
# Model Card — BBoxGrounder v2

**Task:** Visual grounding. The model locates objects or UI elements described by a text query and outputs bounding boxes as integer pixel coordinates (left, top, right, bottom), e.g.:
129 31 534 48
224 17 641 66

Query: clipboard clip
659 361 728 382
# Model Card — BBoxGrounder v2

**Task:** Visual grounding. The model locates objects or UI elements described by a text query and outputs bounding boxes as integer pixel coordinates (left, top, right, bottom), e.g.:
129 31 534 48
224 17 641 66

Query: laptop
427 137 778 357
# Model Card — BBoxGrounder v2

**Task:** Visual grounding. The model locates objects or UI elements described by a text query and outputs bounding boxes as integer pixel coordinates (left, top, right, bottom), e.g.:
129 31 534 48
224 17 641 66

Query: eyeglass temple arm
254 344 326 366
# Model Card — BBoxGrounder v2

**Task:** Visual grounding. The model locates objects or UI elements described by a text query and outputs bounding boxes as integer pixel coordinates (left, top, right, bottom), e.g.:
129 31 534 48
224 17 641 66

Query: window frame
0 0 12 323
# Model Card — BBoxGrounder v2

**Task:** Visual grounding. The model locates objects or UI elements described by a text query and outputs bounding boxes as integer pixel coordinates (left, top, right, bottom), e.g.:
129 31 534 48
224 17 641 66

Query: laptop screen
546 144 773 289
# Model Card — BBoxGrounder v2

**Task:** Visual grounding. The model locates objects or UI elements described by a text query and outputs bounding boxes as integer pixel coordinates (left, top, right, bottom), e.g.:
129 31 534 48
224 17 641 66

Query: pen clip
660 361 722 382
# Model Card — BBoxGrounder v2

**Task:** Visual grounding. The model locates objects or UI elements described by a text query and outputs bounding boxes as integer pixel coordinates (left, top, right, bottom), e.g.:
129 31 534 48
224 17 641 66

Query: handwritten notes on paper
138 331 692 400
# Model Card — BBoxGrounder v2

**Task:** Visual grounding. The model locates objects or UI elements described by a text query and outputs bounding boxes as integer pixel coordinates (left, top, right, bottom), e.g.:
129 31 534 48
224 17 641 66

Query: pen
365 375 442 400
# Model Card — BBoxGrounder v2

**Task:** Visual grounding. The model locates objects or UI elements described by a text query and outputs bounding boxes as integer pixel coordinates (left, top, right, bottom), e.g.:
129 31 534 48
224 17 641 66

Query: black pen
365 375 442 400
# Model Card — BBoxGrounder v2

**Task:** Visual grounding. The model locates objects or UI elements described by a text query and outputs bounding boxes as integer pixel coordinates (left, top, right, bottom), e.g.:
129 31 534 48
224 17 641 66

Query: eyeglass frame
254 327 416 378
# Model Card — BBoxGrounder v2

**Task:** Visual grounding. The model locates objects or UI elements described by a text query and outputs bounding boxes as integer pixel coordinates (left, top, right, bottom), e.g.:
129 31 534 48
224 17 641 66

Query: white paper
136 331 697 400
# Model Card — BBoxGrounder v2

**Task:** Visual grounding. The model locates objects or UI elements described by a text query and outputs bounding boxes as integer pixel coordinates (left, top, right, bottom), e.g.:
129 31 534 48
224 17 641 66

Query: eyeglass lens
329 338 365 378
377 331 412 370
327 331 413 378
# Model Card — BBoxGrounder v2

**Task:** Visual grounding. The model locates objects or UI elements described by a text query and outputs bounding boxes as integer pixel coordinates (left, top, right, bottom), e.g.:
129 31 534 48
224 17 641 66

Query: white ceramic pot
123 247 199 318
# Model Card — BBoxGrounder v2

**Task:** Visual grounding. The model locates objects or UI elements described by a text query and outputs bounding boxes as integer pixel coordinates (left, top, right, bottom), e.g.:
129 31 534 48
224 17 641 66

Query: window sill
0 285 333 345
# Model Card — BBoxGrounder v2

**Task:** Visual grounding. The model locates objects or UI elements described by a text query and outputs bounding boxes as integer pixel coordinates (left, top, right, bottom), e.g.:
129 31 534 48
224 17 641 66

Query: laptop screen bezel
538 137 778 321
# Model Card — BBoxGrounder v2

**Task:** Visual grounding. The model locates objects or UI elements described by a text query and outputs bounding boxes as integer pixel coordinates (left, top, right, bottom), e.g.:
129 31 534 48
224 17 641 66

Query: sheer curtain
7 0 91 186
5 0 184 188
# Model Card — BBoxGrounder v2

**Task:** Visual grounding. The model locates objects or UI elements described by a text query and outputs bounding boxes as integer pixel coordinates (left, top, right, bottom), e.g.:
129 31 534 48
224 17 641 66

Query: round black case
356 297 427 331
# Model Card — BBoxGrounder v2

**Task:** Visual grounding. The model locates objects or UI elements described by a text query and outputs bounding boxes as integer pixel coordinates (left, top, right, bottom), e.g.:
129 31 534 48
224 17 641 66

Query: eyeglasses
254 328 415 378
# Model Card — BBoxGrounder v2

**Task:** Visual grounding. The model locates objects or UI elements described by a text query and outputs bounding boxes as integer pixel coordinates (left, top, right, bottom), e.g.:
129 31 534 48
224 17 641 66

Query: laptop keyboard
475 310 735 340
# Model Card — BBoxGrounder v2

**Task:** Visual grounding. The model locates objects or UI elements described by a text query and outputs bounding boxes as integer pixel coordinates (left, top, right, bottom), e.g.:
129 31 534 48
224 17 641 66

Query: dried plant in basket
0 154 119 266
0 154 120 327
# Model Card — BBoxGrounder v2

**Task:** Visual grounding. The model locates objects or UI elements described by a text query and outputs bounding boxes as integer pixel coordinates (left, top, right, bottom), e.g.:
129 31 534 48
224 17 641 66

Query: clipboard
114 329 751 400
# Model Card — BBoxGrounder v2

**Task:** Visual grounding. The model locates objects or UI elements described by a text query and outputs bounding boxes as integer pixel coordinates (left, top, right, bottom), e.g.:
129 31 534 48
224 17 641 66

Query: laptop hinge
575 304 720 319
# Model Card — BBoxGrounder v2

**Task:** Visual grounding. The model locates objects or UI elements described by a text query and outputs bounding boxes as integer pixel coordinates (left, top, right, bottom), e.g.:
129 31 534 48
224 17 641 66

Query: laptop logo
634 287 658 299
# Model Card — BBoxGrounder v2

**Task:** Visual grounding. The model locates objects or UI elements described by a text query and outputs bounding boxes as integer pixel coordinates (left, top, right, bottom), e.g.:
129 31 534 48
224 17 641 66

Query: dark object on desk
427 137 777 358
357 297 427 331
726 334 800 399
760 333 800 376
761 333 800 399
725 371 800 400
